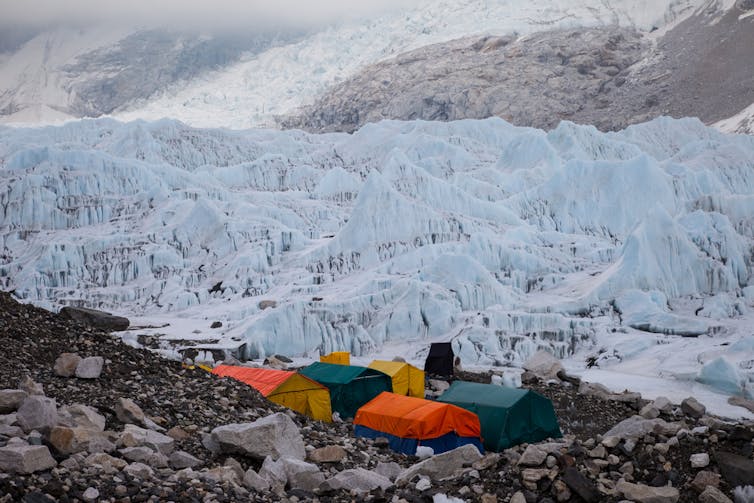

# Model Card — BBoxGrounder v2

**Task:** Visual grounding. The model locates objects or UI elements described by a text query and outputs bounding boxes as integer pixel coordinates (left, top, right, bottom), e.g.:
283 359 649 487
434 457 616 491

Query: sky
0 0 417 28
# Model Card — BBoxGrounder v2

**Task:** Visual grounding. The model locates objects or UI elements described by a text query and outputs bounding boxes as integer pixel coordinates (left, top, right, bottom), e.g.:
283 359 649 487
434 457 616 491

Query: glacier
1 115 753 404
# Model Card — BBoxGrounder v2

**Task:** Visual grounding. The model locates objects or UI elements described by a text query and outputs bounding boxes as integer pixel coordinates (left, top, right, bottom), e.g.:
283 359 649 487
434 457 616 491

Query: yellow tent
368 360 425 398
320 351 350 365
213 366 332 422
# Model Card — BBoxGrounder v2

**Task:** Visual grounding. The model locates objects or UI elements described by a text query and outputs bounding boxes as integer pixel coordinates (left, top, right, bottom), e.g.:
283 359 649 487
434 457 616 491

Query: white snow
716 102 754 137
1 114 753 418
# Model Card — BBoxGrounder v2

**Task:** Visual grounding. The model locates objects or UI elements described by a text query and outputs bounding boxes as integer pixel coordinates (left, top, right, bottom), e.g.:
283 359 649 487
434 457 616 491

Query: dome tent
300 361 392 419
368 360 425 397
212 365 332 422
354 392 483 455
437 380 561 451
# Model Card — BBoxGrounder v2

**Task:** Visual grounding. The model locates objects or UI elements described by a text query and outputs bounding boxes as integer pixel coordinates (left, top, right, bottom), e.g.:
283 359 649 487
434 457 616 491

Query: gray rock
603 415 682 441
82 487 99 502
115 397 145 425
59 306 130 331
691 452 710 468
243 467 271 492
170 450 203 469
85 452 128 471
518 444 548 466
715 451 754 488
640 403 661 419
49 426 110 455
123 461 154 479
18 376 44 396
53 353 82 377
374 461 403 481
691 470 721 492
652 396 673 413
280 457 325 491
75 356 104 379
322 467 393 493
16 396 58 433
258 456 287 492
0 444 57 473
0 389 28 414
210 413 305 461
59 404 106 431
201 466 241 485
511 492 527 503
562 467 600 503
308 444 347 463
119 424 175 455
699 486 733 503
396 444 482 483
616 480 679 503
681 397 706 418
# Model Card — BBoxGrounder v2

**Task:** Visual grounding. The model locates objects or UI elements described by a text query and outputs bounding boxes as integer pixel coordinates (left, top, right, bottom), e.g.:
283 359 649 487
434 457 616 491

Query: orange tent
213 365 332 422
354 392 483 455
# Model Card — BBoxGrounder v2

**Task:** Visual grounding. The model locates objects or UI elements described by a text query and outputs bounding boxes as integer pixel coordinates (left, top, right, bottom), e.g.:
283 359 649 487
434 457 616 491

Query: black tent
424 342 454 378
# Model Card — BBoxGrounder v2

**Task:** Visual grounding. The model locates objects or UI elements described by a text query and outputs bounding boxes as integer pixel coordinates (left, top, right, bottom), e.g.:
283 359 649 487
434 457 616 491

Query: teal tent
299 362 392 419
437 381 561 451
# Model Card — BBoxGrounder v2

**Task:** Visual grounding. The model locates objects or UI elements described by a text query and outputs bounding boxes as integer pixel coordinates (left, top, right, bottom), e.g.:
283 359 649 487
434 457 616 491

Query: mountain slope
1 116 753 399
286 0 754 134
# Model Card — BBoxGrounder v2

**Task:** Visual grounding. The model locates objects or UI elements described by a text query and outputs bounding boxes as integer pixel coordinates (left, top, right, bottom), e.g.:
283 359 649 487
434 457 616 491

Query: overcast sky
0 0 417 28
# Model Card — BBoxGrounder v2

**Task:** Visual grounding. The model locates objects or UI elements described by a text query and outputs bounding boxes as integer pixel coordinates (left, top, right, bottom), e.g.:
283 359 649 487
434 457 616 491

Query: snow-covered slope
112 0 703 129
717 103 754 136
1 116 753 401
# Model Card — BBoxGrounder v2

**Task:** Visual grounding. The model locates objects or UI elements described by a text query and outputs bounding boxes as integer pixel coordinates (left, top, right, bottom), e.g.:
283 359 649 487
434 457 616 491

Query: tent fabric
424 342 454 377
437 381 562 451
320 351 350 365
354 392 483 455
367 360 425 398
300 362 392 419
212 365 332 422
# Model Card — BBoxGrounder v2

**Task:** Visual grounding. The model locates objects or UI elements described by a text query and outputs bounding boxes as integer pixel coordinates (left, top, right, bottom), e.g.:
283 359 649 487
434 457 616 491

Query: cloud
0 0 418 28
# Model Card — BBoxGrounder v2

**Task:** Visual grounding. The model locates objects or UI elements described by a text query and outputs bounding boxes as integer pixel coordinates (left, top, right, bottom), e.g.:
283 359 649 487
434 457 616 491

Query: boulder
59 306 130 331
691 453 710 468
82 487 99 502
562 467 600 503
652 396 673 413
374 461 403 481
18 376 44 396
640 403 661 419
49 426 110 455
258 300 277 310
691 470 721 493
59 404 106 431
170 450 203 469
244 467 271 492
0 444 57 473
258 456 287 492
0 389 28 414
119 424 175 455
699 486 733 503
396 444 482 483
523 350 564 380
681 397 706 418
280 457 325 491
210 413 305 461
263 356 288 370
308 445 347 463
115 398 145 425
53 353 82 377
85 452 128 471
715 451 754 488
602 415 681 441
518 444 548 466
16 396 58 434
321 467 393 493
616 480 679 503
120 446 168 467
75 357 104 379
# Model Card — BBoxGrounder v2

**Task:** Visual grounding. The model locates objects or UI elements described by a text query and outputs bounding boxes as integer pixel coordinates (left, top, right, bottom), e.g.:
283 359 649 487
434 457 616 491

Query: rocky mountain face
285 2 754 134
2 291 754 502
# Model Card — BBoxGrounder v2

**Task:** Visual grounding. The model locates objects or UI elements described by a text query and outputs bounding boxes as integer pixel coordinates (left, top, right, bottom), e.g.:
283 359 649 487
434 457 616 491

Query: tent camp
368 360 425 398
437 381 561 451
300 362 392 419
212 365 332 422
424 342 454 377
354 392 484 455
320 351 350 365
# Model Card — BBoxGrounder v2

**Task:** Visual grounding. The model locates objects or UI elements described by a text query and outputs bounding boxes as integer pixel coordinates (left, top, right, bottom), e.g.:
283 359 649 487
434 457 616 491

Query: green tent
437 381 561 451
299 362 392 419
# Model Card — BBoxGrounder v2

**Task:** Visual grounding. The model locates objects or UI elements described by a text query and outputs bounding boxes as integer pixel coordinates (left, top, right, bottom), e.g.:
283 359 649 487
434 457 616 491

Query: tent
424 342 454 377
299 362 392 419
354 392 484 455
437 381 561 451
368 360 425 398
212 365 332 422
320 351 350 365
